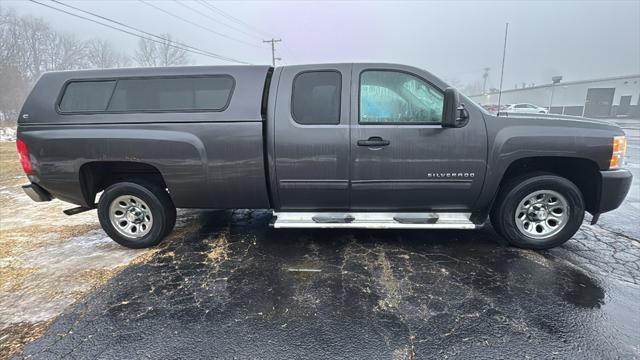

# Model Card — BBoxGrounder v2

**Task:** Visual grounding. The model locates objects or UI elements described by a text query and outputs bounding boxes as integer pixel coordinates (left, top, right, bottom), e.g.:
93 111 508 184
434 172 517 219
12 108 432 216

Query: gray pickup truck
16 63 632 250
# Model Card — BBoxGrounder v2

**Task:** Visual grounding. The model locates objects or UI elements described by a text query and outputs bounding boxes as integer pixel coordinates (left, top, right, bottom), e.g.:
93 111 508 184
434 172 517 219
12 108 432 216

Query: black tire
491 172 585 250
164 200 177 236
98 182 175 249
132 180 176 236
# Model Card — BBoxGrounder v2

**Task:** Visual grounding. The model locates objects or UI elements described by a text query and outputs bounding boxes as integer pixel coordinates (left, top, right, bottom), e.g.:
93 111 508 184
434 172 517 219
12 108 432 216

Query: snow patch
0 127 16 142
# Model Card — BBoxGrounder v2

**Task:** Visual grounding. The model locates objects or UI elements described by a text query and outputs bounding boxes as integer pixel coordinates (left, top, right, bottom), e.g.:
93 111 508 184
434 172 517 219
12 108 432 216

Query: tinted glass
292 71 341 125
59 81 115 112
360 71 443 124
107 76 234 112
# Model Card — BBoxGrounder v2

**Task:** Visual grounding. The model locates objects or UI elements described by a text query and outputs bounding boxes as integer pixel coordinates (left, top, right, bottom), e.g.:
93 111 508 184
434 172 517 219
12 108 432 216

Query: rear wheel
98 182 175 249
491 173 585 249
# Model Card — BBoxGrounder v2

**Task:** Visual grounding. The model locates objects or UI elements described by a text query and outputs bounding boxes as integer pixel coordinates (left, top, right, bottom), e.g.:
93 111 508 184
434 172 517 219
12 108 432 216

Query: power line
170 0 263 49
200 0 275 39
27 0 230 62
138 0 261 45
33 0 249 64
48 0 248 63
196 1 289 64
192 0 264 41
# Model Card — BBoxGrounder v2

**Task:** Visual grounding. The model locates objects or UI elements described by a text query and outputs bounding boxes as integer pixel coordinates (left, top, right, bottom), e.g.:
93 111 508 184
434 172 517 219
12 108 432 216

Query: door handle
357 136 390 147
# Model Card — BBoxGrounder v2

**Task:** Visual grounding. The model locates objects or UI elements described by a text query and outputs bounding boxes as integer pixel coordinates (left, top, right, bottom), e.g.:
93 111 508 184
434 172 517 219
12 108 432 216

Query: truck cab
267 64 486 213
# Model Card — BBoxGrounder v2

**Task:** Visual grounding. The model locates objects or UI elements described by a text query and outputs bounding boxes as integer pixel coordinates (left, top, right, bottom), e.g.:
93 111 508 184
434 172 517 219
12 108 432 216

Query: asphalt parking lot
5 119 640 359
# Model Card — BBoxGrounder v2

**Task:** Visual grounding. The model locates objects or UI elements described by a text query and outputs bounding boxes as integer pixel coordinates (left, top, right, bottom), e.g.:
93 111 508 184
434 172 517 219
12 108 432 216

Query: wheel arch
79 161 171 208
488 156 601 215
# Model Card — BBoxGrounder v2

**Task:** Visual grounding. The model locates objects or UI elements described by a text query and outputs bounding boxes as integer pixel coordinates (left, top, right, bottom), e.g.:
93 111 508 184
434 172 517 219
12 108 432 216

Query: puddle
560 270 605 308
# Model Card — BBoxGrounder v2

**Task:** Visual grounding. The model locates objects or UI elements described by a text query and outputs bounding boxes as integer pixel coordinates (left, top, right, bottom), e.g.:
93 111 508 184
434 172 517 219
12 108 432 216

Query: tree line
0 6 191 126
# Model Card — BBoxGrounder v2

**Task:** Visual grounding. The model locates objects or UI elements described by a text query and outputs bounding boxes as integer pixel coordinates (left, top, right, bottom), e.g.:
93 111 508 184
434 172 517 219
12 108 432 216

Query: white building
469 74 640 118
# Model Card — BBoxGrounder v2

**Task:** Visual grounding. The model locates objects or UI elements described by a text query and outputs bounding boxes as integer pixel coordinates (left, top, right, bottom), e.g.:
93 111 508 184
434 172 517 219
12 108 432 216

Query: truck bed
18 66 273 209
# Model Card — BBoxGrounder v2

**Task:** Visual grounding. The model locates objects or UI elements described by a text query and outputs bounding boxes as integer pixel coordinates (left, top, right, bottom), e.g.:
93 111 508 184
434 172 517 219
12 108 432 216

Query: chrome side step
271 212 477 229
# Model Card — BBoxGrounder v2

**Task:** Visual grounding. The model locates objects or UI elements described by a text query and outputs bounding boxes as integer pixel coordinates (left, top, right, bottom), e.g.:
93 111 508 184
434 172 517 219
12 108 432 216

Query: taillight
609 136 627 169
16 139 33 175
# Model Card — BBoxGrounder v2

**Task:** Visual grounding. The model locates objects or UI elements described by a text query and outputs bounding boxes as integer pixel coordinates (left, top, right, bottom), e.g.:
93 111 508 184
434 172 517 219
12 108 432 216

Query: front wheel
491 173 585 250
98 182 175 249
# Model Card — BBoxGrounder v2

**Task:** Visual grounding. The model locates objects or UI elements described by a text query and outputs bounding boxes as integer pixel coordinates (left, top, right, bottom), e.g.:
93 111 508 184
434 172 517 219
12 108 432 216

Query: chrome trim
272 211 476 229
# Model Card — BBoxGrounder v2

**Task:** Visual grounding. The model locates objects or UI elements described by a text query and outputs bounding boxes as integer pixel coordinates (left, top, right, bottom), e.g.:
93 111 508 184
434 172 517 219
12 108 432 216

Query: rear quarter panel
19 121 269 209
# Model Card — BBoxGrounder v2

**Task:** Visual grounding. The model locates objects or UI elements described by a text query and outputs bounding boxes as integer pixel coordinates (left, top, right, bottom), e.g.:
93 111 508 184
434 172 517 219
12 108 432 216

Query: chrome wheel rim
109 195 153 239
515 190 569 239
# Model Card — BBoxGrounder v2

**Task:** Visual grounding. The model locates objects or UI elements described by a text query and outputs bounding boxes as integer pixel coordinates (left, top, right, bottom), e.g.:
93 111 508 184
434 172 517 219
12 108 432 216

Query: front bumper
596 169 633 214
22 183 52 202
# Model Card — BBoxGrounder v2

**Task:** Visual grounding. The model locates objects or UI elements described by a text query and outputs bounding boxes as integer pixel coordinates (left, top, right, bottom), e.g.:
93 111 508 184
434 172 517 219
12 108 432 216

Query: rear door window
59 81 116 112
107 76 234 112
291 71 341 125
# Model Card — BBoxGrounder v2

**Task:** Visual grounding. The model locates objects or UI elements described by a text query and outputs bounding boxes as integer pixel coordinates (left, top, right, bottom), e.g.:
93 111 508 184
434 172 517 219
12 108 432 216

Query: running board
271 212 477 229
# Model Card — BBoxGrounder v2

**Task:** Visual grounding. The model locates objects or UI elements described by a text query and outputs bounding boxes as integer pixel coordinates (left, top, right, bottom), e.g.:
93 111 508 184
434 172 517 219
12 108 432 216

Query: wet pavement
15 210 640 359
8 120 640 359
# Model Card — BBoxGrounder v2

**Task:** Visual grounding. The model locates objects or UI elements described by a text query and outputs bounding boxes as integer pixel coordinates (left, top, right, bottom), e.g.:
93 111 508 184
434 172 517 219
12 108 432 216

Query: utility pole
263 38 282 66
482 67 490 94
549 75 563 112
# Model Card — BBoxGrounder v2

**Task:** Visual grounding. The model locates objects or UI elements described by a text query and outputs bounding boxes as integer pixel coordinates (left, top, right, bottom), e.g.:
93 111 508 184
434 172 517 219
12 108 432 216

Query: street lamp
549 75 563 112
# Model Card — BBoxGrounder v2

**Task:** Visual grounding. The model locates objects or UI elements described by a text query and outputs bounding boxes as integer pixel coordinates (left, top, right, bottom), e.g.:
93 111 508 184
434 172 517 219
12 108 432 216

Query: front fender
474 116 618 211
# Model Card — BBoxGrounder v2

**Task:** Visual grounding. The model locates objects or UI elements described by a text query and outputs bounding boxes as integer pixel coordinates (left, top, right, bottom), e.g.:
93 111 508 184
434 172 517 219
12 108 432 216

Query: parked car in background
482 104 509 114
482 104 500 113
504 103 549 114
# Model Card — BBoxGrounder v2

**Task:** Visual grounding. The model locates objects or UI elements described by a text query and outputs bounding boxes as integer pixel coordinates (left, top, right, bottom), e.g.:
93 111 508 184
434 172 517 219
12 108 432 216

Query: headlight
610 135 627 169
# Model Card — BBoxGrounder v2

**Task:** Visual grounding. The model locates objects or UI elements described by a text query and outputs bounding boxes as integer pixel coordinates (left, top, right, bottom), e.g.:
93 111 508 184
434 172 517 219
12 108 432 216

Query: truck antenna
497 23 509 116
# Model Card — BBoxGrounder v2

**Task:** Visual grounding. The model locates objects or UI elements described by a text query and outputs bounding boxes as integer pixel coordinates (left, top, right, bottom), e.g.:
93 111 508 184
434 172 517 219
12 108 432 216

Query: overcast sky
3 0 639 89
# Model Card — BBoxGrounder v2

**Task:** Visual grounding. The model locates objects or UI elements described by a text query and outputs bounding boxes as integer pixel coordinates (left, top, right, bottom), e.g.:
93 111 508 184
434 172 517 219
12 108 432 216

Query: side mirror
442 88 469 128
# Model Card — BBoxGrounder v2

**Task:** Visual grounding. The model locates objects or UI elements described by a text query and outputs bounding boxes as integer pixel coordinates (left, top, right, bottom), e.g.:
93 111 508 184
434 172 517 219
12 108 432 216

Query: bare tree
0 62 30 125
0 7 31 124
45 32 88 71
86 38 130 69
18 15 53 80
135 36 156 67
0 7 22 67
134 34 191 67
0 6 138 125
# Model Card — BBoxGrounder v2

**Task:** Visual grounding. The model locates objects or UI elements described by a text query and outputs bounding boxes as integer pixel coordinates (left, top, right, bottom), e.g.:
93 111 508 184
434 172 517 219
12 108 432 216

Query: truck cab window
360 70 443 124
292 71 341 125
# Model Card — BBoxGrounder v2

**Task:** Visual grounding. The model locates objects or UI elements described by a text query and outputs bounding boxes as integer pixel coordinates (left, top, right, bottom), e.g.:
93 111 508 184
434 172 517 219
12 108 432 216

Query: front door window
359 70 444 124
